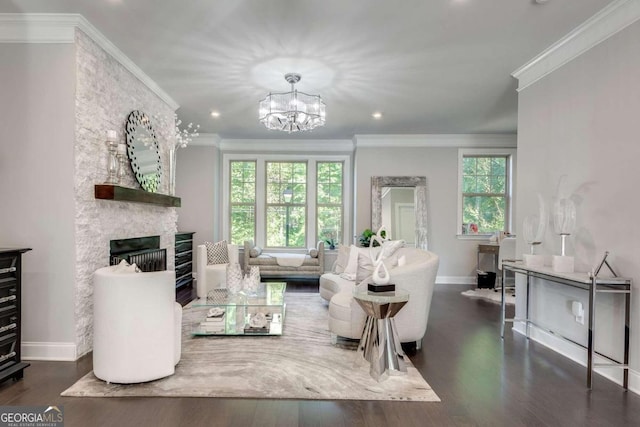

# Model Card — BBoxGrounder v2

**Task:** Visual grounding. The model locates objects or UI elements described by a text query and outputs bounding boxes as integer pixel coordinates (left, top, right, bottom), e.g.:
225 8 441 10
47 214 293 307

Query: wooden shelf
95 184 181 207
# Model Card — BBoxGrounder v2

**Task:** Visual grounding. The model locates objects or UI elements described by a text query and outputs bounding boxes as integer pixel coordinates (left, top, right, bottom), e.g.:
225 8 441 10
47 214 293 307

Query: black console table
0 248 31 384
501 254 631 389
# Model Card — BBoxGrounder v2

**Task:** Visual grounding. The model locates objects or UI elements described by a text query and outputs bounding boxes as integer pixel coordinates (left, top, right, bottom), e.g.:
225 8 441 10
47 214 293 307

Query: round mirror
125 110 162 192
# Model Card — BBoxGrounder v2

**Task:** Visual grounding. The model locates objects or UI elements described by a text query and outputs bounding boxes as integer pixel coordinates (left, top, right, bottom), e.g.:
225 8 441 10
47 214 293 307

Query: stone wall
74 29 177 356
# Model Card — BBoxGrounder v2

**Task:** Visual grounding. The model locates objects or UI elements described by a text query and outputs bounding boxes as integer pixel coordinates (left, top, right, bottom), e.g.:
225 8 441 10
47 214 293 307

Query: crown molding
218 138 355 153
0 13 179 110
512 0 640 92
354 134 517 148
189 133 221 147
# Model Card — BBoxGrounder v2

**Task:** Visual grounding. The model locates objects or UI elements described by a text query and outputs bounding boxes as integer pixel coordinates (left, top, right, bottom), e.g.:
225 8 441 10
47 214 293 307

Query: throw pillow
205 240 229 265
343 245 360 276
397 255 407 267
249 246 262 258
356 251 376 283
113 259 139 273
334 245 351 274
381 240 405 258
308 247 319 258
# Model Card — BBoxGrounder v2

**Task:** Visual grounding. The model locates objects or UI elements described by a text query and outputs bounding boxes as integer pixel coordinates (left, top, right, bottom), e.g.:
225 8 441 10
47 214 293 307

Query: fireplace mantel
95 184 181 207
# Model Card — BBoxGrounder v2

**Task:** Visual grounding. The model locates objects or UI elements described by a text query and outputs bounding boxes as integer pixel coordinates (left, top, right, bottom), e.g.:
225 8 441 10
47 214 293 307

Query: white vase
226 263 243 295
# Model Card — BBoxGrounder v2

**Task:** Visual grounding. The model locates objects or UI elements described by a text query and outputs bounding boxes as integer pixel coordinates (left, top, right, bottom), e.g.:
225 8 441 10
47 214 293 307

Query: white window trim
222 153 351 250
456 148 516 240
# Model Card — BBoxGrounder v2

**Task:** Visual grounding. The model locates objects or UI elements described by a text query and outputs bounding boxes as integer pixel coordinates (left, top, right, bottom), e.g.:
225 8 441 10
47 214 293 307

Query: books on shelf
204 315 225 322
199 321 225 333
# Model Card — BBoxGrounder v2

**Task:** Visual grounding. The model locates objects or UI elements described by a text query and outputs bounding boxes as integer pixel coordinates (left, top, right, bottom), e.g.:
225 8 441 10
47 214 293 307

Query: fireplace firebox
109 236 166 272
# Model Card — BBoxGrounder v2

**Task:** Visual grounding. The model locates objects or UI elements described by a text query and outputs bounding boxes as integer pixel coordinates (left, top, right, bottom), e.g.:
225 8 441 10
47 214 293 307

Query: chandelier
259 73 326 133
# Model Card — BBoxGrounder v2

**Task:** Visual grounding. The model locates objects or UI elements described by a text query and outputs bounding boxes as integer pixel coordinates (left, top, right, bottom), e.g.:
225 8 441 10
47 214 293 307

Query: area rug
61 293 439 401
461 288 515 305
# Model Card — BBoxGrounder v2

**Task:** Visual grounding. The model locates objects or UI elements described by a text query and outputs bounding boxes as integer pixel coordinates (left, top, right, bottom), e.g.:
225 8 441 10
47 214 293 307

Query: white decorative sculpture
522 193 547 267
552 198 576 273
369 226 392 286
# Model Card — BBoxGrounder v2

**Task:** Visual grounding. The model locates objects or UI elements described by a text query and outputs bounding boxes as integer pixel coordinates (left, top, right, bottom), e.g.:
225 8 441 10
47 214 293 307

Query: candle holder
104 131 119 184
117 144 128 185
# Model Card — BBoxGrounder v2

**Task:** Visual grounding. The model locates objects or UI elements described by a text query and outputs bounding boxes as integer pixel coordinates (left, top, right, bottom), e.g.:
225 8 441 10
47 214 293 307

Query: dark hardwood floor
2 284 639 427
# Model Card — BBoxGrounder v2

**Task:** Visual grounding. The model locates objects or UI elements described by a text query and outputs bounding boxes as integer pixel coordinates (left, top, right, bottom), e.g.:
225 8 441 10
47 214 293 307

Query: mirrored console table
501 257 631 390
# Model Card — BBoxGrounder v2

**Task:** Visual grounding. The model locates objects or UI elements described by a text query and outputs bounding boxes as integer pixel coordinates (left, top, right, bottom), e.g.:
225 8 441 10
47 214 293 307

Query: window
229 161 256 245
223 154 351 250
265 161 307 248
316 162 343 246
458 149 515 235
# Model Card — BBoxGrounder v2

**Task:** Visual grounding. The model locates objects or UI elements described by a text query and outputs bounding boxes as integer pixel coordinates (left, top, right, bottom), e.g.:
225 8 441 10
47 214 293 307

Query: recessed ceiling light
210 111 220 118
372 112 383 120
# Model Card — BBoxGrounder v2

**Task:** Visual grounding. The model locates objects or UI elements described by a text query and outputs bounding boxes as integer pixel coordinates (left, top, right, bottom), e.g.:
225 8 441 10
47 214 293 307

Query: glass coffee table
191 282 286 336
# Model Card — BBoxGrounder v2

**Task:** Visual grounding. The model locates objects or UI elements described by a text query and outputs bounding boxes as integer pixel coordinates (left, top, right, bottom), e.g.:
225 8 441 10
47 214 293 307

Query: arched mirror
371 176 428 249
125 110 162 193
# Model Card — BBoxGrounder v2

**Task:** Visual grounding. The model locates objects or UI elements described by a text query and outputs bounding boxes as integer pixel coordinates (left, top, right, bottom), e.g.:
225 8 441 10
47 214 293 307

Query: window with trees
458 149 514 235
316 162 343 247
266 161 307 248
229 161 256 245
223 154 350 249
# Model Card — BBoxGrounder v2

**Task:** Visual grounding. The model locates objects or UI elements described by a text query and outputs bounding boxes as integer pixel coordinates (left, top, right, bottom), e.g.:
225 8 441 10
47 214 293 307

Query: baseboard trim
436 276 475 285
511 322 639 396
22 341 78 361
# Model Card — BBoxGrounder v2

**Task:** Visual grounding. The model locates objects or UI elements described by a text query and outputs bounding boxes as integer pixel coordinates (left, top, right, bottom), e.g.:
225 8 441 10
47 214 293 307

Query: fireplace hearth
110 236 166 272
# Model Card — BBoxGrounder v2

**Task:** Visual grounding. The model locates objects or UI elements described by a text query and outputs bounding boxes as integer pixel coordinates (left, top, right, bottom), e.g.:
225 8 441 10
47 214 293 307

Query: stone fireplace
73 30 178 358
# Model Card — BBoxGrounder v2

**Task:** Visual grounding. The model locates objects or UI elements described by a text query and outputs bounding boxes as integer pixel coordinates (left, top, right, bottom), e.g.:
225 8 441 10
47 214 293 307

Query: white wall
176 145 220 261
0 44 77 355
515 19 640 391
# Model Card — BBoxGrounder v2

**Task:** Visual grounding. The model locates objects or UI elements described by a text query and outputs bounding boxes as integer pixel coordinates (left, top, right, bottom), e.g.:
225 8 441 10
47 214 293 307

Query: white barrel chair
93 265 181 384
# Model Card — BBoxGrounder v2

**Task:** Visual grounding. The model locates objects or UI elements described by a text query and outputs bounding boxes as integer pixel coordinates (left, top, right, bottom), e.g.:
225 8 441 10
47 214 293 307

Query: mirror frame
125 110 162 193
371 176 428 249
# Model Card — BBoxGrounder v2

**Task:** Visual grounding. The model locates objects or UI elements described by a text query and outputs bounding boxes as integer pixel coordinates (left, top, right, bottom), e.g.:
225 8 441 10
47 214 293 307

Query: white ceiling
1 0 614 139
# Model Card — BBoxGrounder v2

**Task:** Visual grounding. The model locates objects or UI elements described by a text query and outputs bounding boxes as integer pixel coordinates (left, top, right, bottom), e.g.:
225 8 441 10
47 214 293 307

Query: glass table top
191 282 286 336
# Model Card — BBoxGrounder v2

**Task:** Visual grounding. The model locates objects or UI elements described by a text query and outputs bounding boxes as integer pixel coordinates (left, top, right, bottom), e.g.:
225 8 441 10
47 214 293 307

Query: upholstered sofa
320 245 439 348
196 243 239 298
244 240 325 278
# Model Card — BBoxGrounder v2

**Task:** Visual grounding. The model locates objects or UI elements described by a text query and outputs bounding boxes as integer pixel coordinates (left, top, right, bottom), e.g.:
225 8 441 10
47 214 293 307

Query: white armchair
196 243 239 298
93 266 181 384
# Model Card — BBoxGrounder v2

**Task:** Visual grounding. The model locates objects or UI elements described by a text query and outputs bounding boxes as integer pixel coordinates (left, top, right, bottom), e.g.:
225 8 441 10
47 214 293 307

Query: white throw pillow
113 259 139 273
333 245 351 274
249 246 262 258
381 240 405 258
343 245 360 276
205 240 229 265
356 252 375 283
308 247 319 258
397 255 407 267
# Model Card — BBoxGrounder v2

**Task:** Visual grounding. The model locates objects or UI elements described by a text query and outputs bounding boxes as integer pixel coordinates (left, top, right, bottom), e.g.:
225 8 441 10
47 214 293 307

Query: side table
353 288 410 381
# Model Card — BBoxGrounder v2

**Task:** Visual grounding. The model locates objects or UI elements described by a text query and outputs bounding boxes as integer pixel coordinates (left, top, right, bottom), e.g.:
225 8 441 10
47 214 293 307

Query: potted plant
322 229 337 250
358 228 386 247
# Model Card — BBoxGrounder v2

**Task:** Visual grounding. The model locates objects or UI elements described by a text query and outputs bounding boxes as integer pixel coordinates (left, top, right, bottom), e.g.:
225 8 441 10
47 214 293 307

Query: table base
357 316 407 382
